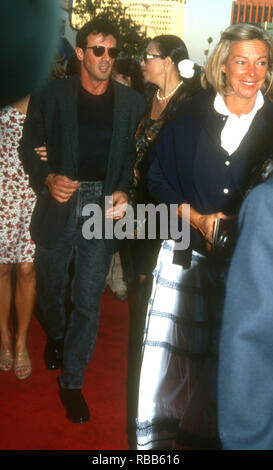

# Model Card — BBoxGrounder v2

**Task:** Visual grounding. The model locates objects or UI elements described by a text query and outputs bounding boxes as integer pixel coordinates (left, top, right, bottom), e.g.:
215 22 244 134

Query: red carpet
0 288 130 450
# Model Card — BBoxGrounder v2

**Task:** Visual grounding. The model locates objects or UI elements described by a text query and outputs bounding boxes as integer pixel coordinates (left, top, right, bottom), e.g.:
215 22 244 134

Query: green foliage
72 0 149 57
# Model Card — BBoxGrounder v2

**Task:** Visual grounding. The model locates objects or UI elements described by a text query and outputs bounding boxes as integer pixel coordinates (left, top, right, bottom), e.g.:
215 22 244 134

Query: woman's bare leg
0 264 13 370
14 262 36 353
13 262 36 378
0 264 13 348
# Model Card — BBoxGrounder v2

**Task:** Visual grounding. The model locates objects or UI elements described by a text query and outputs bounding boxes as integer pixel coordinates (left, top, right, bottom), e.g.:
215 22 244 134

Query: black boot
58 381 90 424
44 337 63 370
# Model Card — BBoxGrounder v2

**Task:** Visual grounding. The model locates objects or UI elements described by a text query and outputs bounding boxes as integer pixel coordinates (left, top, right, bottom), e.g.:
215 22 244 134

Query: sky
183 0 234 64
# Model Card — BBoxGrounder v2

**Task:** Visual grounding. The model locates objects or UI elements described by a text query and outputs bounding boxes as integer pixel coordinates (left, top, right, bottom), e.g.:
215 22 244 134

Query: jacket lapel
104 81 128 191
197 89 228 152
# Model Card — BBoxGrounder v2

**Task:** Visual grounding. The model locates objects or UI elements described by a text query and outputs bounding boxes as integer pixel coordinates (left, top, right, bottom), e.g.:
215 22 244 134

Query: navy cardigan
148 88 273 258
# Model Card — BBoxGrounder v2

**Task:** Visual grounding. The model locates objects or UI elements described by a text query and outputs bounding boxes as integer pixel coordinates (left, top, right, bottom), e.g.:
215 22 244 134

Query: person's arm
148 123 228 248
115 92 146 195
34 144 48 161
19 92 52 194
105 191 128 220
178 205 228 248
114 129 136 196
148 152 181 206
218 180 273 450
105 91 145 220
44 174 79 203
20 92 79 202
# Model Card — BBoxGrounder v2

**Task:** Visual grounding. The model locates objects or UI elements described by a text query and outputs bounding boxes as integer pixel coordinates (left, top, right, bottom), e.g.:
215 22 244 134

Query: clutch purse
212 217 237 257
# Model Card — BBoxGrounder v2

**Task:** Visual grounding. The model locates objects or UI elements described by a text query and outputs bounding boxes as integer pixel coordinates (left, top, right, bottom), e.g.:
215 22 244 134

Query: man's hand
45 174 79 203
106 191 128 220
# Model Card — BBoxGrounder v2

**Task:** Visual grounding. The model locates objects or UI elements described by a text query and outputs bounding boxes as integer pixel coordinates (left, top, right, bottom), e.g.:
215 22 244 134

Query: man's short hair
76 17 120 49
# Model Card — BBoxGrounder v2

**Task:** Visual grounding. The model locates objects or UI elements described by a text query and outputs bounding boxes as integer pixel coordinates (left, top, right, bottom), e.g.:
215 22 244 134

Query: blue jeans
35 182 112 389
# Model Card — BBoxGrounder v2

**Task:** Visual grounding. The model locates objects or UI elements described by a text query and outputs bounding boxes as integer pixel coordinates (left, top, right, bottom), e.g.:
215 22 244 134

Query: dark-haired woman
128 35 201 436
133 35 200 282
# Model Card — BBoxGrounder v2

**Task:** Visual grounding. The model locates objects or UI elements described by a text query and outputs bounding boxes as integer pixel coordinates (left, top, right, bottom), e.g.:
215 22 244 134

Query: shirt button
223 188 229 194
225 160 230 166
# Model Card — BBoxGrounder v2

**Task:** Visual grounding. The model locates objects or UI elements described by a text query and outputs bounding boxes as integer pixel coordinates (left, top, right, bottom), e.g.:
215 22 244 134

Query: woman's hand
196 212 230 245
178 204 231 251
34 144 48 161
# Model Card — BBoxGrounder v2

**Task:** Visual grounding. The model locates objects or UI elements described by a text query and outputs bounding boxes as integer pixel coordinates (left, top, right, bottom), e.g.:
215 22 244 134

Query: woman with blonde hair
136 23 273 450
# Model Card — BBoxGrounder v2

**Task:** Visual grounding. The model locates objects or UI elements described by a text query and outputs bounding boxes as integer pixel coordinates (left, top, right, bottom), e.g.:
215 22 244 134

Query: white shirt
214 91 264 156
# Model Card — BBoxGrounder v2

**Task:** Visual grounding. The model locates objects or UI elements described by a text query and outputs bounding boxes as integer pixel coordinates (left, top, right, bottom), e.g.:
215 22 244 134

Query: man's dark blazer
218 178 273 449
19 77 145 250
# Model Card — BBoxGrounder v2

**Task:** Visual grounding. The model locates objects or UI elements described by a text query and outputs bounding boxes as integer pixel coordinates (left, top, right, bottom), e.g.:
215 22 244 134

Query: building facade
120 0 186 38
70 0 186 39
231 0 273 24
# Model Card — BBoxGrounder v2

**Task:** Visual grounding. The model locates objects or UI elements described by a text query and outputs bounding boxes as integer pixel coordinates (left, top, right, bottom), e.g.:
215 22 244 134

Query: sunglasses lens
92 46 105 57
89 46 119 59
143 51 147 62
108 48 119 59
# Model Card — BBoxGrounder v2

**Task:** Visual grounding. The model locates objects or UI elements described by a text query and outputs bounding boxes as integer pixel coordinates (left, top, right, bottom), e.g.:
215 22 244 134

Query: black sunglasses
85 45 119 59
143 51 165 63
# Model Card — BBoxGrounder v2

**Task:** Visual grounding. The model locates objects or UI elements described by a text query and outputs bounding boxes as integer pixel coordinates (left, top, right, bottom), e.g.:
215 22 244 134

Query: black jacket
19 77 145 249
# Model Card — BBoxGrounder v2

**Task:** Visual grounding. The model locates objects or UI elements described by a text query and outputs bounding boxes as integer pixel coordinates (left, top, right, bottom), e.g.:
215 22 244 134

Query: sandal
0 349 14 371
13 350 32 380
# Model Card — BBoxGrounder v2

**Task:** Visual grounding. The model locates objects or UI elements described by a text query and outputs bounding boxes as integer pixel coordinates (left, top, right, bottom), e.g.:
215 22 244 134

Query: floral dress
0 106 36 263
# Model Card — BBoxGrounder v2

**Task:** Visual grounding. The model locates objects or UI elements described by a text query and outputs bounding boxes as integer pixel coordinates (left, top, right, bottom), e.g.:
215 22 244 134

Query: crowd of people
1 2 273 450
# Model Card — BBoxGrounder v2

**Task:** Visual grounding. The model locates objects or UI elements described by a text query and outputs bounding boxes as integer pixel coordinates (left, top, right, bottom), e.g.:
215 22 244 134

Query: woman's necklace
156 80 183 101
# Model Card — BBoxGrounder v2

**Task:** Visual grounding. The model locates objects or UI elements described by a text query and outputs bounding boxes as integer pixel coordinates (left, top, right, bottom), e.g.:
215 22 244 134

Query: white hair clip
178 59 195 79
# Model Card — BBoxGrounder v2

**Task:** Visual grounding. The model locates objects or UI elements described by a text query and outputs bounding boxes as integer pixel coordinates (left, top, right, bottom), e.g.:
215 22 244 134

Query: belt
76 181 104 219
78 181 104 192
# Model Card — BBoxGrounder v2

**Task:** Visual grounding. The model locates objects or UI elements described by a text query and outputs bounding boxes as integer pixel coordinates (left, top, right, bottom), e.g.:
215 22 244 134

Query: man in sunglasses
19 17 145 424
